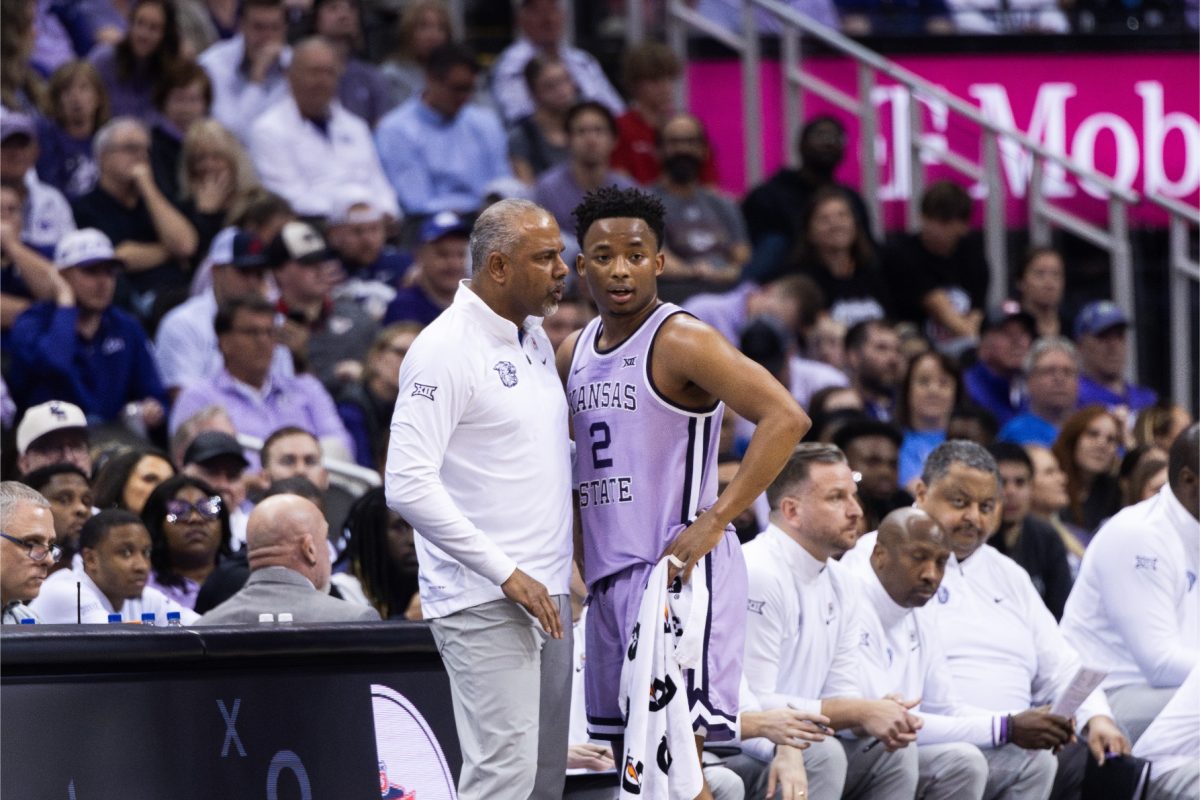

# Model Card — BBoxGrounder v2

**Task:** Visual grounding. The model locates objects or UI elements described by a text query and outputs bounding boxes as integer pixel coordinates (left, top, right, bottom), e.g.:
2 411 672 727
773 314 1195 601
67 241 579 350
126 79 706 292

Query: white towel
617 557 708 800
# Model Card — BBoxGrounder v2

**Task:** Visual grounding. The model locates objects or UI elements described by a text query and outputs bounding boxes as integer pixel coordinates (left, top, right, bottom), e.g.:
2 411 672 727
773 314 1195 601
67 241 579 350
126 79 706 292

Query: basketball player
558 186 810 798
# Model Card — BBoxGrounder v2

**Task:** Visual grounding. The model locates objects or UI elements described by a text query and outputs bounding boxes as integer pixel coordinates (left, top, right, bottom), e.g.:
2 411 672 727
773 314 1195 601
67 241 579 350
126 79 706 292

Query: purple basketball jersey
567 303 725 587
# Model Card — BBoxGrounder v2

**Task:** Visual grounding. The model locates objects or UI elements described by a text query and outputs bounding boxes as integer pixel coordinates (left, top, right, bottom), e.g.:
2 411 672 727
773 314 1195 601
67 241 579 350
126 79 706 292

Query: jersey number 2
589 422 613 468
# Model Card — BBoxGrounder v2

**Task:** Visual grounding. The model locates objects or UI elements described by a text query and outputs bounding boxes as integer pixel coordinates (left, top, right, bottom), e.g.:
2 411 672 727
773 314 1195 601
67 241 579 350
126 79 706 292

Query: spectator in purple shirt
169 294 354 463
36 60 109 200
88 0 184 122
383 211 469 326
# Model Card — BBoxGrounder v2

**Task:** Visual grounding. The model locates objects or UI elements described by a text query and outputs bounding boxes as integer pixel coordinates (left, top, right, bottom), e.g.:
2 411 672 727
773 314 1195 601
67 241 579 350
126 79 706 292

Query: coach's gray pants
982 744 1057 800
430 595 572 800
802 735 919 800
917 743 988 800
1106 682 1178 743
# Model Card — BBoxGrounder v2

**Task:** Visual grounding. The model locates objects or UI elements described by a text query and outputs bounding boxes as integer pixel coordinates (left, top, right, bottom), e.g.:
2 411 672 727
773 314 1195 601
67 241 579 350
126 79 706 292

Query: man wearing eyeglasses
0 481 59 624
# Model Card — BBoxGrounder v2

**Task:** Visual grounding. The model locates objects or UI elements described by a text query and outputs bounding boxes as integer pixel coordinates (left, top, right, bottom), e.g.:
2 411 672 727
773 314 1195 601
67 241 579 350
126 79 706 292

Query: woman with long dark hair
141 474 231 609
1052 406 1123 544
92 447 175 514
793 187 890 328
89 0 183 121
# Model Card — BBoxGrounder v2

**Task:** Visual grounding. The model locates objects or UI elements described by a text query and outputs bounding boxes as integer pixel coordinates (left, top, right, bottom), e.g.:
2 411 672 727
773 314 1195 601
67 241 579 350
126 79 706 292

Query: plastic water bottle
258 613 275 624
108 613 122 624
141 612 156 626
277 612 294 624
166 611 182 627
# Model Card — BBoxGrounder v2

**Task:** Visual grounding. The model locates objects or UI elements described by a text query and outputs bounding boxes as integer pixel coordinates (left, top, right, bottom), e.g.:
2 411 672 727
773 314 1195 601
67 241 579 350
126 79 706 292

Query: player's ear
654 251 665 276
575 251 585 276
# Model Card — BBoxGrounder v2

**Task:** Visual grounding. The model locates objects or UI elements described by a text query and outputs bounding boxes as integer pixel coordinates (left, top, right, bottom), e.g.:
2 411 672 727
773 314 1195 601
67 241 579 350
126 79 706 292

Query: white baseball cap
53 228 123 272
16 400 87 455
327 187 388 226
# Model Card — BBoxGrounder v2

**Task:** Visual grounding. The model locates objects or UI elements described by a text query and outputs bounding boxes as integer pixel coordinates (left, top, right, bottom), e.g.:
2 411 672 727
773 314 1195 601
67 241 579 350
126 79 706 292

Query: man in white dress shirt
386 199 572 800
743 443 920 799
198 0 292 143
912 440 1130 800
247 37 398 221
1060 422 1199 743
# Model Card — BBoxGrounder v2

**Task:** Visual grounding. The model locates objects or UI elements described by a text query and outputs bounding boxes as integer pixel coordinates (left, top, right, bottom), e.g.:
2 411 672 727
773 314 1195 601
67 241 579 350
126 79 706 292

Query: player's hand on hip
501 568 563 639
661 516 725 585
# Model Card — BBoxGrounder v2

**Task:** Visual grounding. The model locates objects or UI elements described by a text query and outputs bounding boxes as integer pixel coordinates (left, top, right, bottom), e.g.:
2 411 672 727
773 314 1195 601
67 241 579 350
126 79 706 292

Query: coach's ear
484 250 510 285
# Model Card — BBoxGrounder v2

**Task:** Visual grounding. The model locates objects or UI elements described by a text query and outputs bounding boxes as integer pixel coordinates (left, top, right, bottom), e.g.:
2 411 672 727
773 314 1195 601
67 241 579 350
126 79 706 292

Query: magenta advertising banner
688 52 1199 228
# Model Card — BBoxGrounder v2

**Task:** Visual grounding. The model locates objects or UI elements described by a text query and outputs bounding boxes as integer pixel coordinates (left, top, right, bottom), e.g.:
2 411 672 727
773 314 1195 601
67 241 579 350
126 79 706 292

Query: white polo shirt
742 525 860 717
848 567 1007 748
385 282 573 619
927 544 1111 731
1060 484 1200 692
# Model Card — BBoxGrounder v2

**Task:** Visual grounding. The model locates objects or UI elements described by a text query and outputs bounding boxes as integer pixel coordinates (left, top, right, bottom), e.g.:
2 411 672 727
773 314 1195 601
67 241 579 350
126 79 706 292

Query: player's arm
654 315 810 581
555 329 583 388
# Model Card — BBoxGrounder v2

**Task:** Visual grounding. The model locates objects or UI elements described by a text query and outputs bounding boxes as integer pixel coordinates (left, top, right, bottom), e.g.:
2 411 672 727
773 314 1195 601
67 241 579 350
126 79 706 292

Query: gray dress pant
430 594 573 800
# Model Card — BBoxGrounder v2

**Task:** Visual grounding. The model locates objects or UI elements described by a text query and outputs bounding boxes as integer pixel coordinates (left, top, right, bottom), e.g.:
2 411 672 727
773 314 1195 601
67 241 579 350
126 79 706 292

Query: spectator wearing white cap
1073 301 1158 415
325 189 412 320
154 227 294 399
15 400 91 477
247 37 398 221
382 211 469 326
7 229 168 431
0 110 77 252
267 220 378 392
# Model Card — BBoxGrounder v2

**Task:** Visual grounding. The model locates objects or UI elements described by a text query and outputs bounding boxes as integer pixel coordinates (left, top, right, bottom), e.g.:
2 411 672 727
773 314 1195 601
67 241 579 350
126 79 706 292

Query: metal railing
1143 195 1200 411
660 0 1200 397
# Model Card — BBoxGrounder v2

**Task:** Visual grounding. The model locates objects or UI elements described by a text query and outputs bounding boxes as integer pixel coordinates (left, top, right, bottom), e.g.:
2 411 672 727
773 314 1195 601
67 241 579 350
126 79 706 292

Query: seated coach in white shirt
904 440 1130 800
1060 422 1199 743
743 443 920 800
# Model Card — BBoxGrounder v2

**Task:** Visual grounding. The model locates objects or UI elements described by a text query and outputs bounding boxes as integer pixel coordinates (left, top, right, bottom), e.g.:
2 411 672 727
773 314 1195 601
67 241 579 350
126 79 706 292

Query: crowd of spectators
0 0 1196 797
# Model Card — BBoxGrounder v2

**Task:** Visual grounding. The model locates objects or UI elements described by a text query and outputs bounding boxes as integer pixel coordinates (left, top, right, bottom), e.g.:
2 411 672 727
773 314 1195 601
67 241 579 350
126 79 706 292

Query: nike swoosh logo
993 597 1003 603
573 365 586 374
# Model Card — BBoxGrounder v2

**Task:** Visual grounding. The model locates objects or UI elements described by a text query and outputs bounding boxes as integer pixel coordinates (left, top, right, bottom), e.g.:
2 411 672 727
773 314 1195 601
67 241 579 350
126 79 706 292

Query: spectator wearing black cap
8 228 168 430
155 227 293 399
383 212 469 326
833 418 911 533
268 220 378 392
168 294 354 463
985 442 1073 619
0 110 78 253
181 430 251 549
964 301 1036 427
1073 300 1157 416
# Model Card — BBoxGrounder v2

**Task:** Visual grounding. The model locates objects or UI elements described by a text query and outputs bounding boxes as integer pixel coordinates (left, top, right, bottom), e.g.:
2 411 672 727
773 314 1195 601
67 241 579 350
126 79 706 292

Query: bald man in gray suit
198 494 380 624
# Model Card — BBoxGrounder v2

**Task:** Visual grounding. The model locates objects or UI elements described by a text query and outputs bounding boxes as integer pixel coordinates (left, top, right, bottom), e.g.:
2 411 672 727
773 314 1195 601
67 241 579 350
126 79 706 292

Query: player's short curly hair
572 185 666 252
